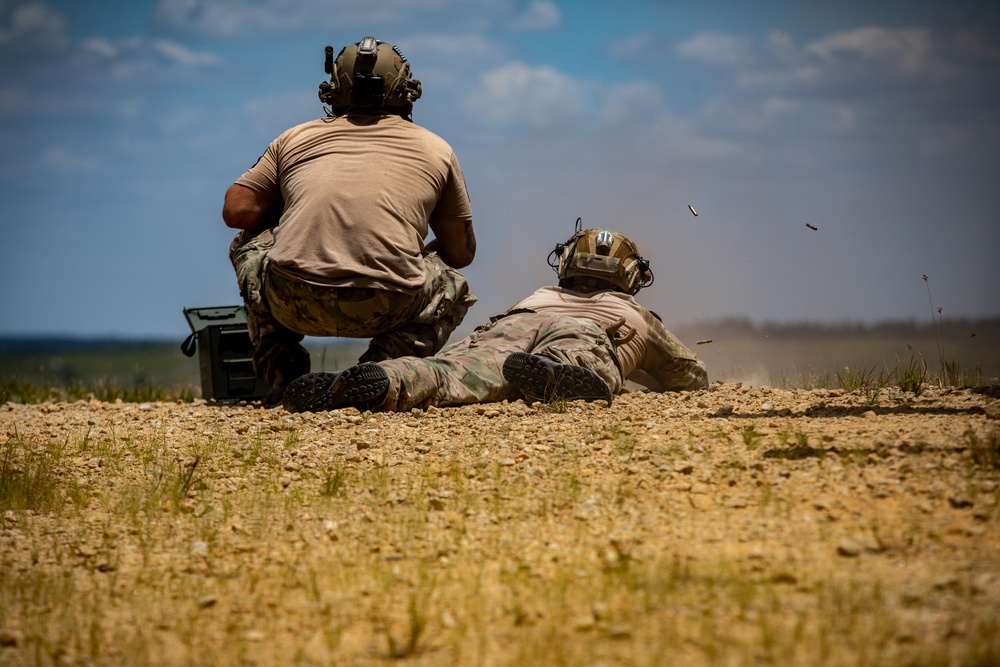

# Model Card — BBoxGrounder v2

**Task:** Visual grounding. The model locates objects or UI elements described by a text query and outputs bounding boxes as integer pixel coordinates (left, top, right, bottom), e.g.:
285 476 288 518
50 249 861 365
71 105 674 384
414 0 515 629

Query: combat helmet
318 36 423 119
548 218 653 295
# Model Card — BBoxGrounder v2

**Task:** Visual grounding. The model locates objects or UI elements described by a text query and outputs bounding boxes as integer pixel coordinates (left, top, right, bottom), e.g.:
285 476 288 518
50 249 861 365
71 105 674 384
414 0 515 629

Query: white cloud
153 0 520 38
401 33 505 94
589 81 739 162
675 31 753 67
151 39 221 67
0 1 67 47
81 38 117 58
607 32 656 62
78 36 221 82
737 65 820 92
155 0 317 38
806 26 932 74
507 0 560 31
404 33 501 61
599 80 664 124
646 115 737 161
464 62 593 129
40 146 100 172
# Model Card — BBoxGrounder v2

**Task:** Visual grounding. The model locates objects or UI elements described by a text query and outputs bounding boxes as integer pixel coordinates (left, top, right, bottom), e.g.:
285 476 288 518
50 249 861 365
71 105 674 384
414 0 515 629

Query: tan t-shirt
510 286 708 391
236 113 472 291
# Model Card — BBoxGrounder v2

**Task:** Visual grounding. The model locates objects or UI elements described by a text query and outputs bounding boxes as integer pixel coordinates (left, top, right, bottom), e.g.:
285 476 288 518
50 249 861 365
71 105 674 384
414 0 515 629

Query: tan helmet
548 219 653 295
318 36 423 118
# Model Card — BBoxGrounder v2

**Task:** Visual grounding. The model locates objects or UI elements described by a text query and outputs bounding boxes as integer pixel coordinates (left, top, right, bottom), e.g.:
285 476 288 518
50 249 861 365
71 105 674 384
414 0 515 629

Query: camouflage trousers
229 227 477 387
376 311 624 411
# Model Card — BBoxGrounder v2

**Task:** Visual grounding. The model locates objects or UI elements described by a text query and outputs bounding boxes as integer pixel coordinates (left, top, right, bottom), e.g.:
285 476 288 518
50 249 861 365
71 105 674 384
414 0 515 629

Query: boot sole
282 364 389 413
502 353 612 405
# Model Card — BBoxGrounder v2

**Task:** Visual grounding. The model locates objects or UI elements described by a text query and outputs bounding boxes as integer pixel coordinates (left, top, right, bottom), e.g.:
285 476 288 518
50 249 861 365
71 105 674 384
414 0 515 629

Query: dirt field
2 383 999 666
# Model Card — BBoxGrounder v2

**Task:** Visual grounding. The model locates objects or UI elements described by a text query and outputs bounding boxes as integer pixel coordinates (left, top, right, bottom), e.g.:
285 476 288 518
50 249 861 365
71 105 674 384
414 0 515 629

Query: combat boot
502 353 612 406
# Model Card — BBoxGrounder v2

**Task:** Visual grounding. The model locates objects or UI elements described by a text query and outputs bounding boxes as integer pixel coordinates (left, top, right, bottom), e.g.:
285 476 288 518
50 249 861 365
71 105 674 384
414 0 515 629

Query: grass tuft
894 353 928 395
0 433 64 513
967 427 1000 470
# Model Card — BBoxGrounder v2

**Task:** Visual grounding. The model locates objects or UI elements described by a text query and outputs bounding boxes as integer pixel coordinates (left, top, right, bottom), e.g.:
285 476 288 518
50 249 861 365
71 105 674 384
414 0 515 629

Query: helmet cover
551 225 653 295
318 36 422 118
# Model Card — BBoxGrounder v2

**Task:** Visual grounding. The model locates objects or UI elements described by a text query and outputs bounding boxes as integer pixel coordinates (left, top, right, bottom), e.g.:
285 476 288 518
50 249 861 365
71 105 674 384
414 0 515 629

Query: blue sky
1 0 998 339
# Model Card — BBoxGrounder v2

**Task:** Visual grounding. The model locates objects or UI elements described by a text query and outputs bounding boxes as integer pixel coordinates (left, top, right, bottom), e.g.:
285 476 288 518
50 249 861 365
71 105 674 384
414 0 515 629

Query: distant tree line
674 316 999 342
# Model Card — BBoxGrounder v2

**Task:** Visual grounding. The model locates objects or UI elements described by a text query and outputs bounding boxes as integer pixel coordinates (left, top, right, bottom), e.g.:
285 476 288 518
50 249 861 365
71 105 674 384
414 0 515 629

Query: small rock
197 595 218 609
0 629 23 647
972 573 998 595
836 539 862 557
948 496 974 509
933 576 961 592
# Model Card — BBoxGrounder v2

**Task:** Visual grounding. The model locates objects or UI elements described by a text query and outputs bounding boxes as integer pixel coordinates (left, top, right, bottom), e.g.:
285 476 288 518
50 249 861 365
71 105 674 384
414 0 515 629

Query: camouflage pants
376 312 623 411
229 227 477 386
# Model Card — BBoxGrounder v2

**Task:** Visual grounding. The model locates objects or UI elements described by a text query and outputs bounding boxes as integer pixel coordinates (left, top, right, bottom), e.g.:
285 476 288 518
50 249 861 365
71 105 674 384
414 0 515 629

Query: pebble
197 595 218 609
0 629 23 647
836 539 863 557
948 496 974 509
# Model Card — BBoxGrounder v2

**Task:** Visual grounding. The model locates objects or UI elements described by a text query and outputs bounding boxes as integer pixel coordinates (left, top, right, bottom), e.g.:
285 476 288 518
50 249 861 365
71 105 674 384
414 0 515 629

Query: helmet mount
548 218 653 295
318 36 422 119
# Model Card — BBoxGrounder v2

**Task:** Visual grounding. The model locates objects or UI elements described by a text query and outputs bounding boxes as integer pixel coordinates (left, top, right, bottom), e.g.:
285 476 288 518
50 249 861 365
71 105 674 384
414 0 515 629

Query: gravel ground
1 383 999 666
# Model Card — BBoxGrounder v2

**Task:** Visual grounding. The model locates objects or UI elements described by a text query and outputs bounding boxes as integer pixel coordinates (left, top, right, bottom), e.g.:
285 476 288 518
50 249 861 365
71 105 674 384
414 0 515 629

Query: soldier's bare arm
427 217 476 268
223 183 282 231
